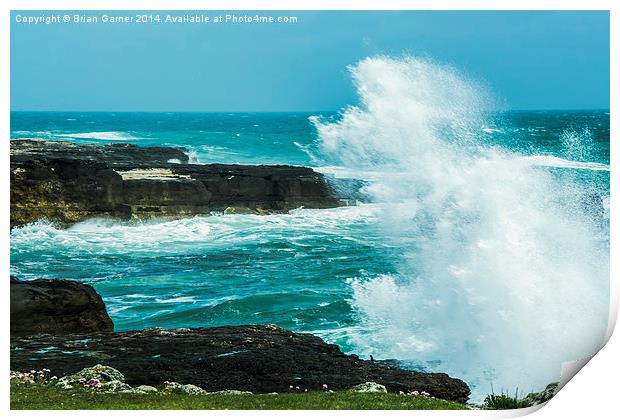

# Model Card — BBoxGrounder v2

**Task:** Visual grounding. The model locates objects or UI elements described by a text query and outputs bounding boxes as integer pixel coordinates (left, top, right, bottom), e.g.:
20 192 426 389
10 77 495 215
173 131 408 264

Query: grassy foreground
11 383 468 410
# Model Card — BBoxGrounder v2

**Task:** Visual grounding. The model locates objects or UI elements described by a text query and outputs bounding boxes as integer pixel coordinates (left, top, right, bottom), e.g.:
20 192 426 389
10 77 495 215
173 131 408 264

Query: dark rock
116 163 340 218
10 139 189 166
10 324 470 403
10 158 130 227
10 277 114 336
10 139 343 227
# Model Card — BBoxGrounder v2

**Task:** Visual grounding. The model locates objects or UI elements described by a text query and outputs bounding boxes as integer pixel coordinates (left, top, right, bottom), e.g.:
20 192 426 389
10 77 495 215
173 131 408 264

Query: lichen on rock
164 381 208 395
57 364 125 390
350 382 388 393
206 390 254 395
119 385 159 394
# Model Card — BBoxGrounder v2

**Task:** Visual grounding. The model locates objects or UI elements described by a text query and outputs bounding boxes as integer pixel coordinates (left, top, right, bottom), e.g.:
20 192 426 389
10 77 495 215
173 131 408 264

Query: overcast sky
11 10 610 112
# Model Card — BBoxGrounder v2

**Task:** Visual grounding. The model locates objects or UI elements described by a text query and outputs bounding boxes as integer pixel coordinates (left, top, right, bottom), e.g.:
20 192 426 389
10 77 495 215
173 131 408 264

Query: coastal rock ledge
10 139 346 227
11 324 470 403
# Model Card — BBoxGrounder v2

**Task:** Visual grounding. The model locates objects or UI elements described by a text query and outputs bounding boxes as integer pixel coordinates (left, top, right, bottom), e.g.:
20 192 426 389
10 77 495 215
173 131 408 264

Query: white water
519 155 609 172
312 56 609 401
58 131 142 141
561 127 595 162
10 206 380 256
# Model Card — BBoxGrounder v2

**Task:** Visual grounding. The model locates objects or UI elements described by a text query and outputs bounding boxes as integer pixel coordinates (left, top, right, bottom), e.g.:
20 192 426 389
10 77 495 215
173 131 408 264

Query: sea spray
561 127 595 162
312 56 609 401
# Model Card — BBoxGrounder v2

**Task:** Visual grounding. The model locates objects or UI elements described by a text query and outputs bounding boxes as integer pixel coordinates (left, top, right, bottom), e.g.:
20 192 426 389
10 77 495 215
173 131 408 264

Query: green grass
10 383 468 410
483 391 531 410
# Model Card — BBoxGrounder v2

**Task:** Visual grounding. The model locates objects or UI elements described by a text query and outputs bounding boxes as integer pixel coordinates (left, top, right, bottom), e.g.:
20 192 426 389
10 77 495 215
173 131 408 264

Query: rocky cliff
10 139 344 227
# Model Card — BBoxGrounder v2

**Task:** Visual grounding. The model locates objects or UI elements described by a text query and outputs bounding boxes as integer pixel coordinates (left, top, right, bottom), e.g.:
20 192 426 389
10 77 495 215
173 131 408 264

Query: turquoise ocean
10 58 610 401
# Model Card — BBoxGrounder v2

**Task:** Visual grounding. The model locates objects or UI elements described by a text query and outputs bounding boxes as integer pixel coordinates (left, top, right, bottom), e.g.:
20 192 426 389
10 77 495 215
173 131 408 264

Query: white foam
313 165 384 181
294 141 320 164
482 127 502 134
520 155 610 172
186 148 200 163
10 205 379 256
312 56 609 401
12 130 54 137
155 296 197 304
58 131 142 141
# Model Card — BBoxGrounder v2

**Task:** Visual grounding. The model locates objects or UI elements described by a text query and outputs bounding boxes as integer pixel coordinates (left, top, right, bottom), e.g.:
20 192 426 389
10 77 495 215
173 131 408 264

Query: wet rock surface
10 139 344 227
10 324 470 403
10 277 114 336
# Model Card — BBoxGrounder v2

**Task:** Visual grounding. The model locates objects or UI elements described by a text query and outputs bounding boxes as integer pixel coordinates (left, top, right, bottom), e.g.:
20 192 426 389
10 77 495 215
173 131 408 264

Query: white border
2 1 617 420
